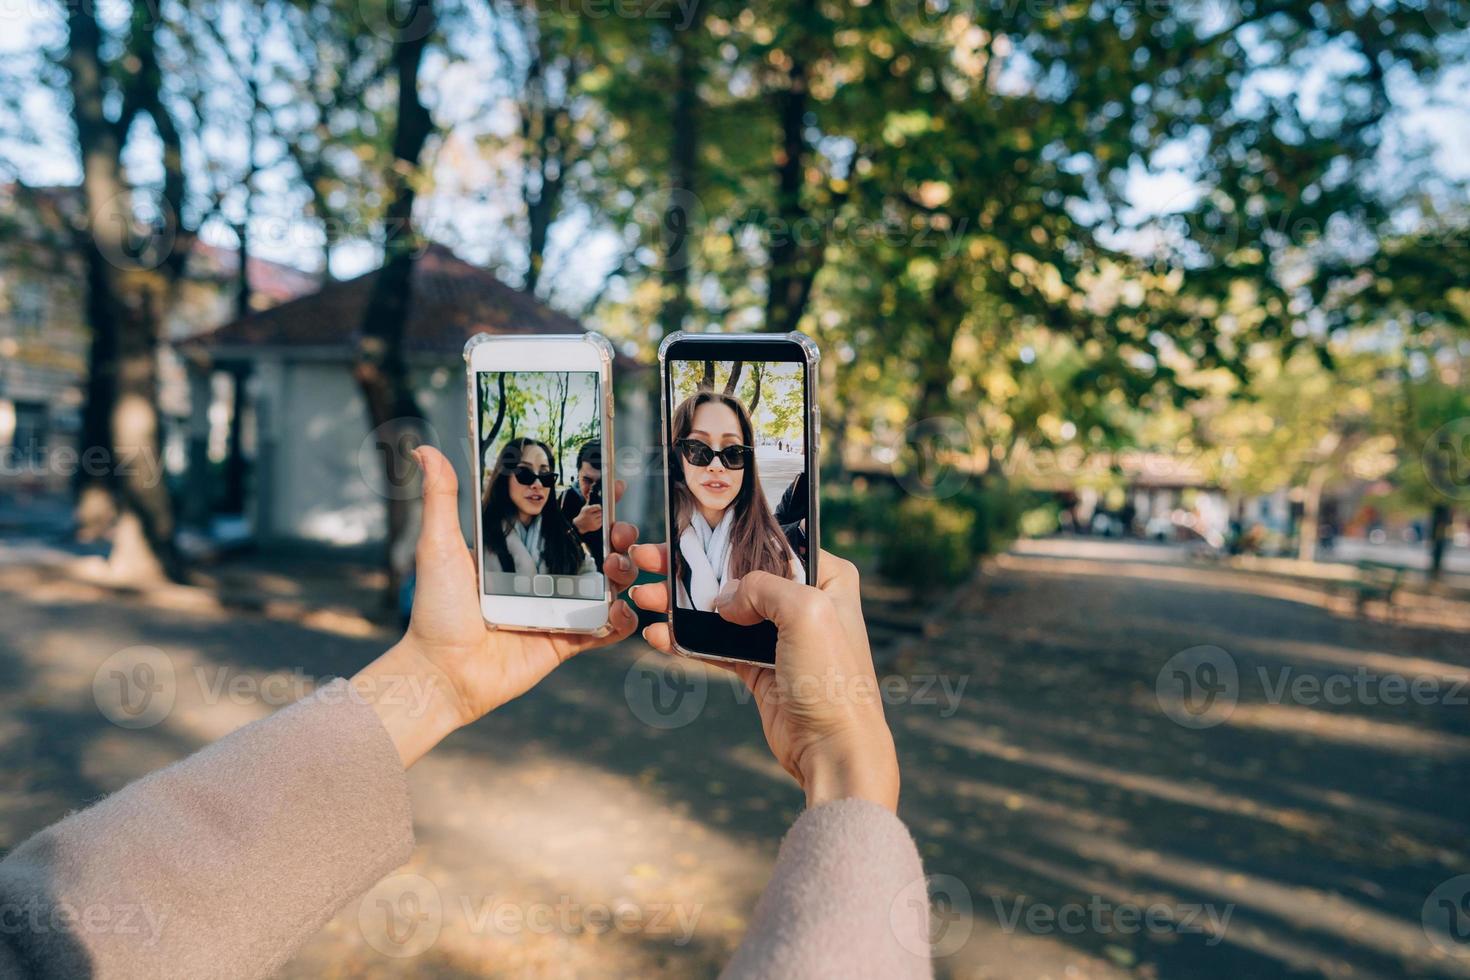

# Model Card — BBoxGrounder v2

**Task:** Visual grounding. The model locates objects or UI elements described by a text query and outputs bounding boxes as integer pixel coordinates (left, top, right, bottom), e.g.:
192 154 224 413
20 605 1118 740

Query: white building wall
256 360 648 549
273 362 384 546
261 362 471 546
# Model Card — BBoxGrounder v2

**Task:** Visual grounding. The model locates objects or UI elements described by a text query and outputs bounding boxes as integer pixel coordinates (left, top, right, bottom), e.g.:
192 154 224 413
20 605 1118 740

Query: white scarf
678 508 735 612
500 515 545 575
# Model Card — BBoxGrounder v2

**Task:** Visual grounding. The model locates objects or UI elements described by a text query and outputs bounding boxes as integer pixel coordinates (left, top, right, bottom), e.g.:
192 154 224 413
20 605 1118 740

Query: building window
11 283 48 335
12 402 47 464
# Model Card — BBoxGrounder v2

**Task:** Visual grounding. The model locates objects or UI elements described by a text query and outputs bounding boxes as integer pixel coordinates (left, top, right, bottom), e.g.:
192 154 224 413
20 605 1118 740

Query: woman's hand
353 446 640 766
628 547 900 812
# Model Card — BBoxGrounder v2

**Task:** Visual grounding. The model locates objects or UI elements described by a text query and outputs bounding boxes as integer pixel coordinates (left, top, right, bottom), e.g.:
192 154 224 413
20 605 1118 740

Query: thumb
715 570 830 638
413 445 464 556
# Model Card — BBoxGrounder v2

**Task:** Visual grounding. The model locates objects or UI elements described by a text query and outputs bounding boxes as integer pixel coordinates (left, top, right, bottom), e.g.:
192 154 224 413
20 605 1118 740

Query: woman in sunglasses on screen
671 390 803 612
482 437 593 576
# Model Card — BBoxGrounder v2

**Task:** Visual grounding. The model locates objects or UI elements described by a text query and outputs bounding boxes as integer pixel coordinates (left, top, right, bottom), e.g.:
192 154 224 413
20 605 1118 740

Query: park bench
1350 560 1404 618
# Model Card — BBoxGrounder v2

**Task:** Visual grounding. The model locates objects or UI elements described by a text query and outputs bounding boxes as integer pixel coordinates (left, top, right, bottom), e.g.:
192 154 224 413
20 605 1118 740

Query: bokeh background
2 0 1470 977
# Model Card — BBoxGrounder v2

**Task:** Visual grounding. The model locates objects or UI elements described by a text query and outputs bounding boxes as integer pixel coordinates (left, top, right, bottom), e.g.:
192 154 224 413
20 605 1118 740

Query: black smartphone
658 331 820 667
589 478 603 507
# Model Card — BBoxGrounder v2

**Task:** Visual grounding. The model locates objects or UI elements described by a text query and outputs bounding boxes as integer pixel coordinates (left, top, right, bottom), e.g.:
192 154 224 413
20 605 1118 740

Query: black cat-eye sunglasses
510 466 558 488
676 438 752 470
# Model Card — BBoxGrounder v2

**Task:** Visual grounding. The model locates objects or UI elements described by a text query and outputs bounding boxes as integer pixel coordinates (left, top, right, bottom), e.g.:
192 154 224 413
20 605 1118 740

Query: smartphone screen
476 369 606 601
663 338 816 665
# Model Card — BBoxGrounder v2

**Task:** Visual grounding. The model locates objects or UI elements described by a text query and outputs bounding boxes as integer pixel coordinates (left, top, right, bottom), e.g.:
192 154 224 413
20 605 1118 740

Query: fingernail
614 554 631 573
713 578 741 611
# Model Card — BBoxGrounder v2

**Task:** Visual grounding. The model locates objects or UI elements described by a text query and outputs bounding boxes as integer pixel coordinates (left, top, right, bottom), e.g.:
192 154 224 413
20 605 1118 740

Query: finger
814 548 850 590
629 542 669 574
604 552 637 593
814 549 862 615
641 621 673 653
716 570 833 637
413 446 463 558
608 521 639 555
702 656 763 694
629 580 670 613
612 479 626 503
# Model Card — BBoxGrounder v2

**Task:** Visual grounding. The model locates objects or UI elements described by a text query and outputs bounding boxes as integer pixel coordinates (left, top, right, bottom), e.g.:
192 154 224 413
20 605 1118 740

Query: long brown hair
483 437 583 575
670 390 790 584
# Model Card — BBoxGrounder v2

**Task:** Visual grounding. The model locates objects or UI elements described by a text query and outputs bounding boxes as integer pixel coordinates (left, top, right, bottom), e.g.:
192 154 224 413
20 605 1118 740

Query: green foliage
821 482 894 551
669 359 806 444
947 484 1031 559
1019 504 1062 539
877 496 976 592
479 371 600 477
17 0 1470 578
824 478 1030 591
582 0 1466 519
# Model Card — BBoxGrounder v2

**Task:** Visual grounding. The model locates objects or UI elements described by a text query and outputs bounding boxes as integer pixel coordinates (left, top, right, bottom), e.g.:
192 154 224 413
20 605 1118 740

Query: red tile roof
189 242 320 305
192 244 589 356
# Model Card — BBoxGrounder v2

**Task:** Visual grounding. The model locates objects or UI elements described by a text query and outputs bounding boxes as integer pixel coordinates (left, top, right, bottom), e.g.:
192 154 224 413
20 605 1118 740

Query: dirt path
1 539 1467 978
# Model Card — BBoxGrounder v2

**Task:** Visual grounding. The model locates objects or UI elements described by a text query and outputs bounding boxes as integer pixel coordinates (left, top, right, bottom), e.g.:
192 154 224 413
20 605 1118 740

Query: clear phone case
656 331 821 666
463 332 619 635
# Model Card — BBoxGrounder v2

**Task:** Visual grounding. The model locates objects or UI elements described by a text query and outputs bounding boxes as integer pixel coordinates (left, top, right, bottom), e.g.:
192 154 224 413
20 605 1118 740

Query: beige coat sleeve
0 679 932 979
0 679 414 979
722 798 935 979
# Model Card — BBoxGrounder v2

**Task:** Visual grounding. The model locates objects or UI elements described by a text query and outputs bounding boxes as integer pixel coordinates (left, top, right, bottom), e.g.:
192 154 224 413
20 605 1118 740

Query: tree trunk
915 270 963 422
234 31 262 320
1429 503 1452 581
354 0 436 607
747 361 764 417
554 372 569 473
1297 464 1328 563
765 34 815 334
222 365 249 514
483 372 509 454
233 222 252 320
521 54 575 297
74 241 120 542
658 17 702 338
69 0 123 540
66 0 182 581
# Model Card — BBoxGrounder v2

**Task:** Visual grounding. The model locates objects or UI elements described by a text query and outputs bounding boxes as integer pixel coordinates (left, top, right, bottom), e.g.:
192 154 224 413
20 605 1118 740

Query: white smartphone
464 333 616 633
